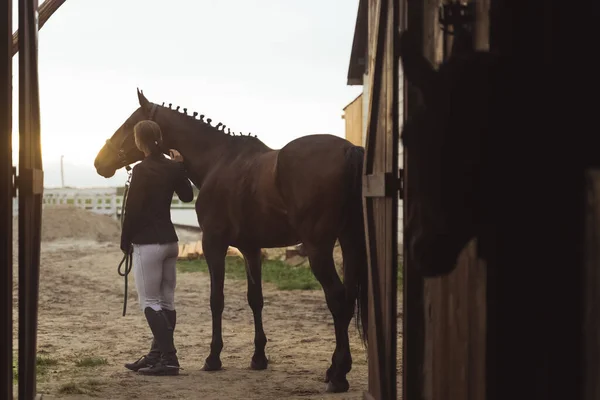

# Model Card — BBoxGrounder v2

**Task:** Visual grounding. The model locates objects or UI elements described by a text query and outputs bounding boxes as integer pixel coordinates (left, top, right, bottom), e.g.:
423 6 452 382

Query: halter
114 102 158 317
105 103 159 173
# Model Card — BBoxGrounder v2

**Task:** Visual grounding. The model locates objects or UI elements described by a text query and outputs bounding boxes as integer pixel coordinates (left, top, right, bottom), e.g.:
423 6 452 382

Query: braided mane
158 101 259 139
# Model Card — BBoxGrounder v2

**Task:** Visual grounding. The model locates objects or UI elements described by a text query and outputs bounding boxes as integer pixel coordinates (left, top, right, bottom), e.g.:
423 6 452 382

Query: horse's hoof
326 379 350 393
202 358 222 372
250 357 268 370
324 367 333 383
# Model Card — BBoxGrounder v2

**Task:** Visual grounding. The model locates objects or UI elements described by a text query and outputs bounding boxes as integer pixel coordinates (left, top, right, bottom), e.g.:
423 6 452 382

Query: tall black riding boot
124 337 160 371
164 309 177 332
138 308 180 376
126 309 176 371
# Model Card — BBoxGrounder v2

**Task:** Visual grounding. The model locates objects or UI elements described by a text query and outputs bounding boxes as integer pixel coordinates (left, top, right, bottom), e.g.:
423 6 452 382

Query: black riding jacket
120 153 194 252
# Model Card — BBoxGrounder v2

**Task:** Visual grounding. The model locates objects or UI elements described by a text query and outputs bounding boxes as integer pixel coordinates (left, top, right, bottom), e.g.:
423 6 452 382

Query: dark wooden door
401 0 594 399
0 0 14 398
17 0 44 398
362 0 400 398
402 1 490 399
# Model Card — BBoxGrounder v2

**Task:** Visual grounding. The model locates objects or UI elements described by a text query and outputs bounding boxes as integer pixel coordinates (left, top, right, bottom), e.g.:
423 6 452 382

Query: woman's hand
121 243 132 255
169 149 184 162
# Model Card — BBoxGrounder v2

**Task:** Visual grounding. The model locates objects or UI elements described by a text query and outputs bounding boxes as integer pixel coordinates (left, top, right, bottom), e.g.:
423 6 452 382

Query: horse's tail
343 145 369 345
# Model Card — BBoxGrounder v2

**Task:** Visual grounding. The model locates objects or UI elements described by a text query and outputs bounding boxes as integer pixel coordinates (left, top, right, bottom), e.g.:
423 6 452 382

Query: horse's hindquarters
275 137 354 240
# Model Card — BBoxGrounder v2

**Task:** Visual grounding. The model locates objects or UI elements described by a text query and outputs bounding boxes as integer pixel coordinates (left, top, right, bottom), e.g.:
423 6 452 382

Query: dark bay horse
94 90 368 393
399 28 508 276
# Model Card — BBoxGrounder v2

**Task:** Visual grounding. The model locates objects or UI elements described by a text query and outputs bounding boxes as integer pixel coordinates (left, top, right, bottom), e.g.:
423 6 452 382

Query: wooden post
0 0 13 397
17 0 43 398
362 0 399 398
402 0 426 397
12 0 67 57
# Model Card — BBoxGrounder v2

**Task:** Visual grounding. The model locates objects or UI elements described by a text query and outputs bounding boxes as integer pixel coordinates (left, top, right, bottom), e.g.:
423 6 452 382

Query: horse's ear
137 88 151 112
399 31 438 102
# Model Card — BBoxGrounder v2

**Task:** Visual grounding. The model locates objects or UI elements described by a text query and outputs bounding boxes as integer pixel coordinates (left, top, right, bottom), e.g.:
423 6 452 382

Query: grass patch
12 355 60 382
37 355 59 367
263 259 320 290
75 356 108 368
36 355 59 379
178 257 321 290
178 257 404 292
58 380 102 395
58 383 86 395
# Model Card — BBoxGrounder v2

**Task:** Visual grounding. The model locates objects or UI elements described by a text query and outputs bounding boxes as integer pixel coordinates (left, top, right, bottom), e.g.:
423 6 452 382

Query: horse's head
94 89 158 177
400 31 501 276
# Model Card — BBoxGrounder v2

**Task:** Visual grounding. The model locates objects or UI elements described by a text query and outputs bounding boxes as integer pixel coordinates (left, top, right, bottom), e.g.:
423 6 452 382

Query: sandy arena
11 206 402 399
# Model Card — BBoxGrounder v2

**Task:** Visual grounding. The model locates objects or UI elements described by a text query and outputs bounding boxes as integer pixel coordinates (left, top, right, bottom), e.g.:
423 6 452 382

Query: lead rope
117 166 133 316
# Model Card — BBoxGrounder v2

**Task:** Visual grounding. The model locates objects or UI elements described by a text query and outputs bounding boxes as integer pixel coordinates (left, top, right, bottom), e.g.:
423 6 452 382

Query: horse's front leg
240 248 268 370
202 236 228 372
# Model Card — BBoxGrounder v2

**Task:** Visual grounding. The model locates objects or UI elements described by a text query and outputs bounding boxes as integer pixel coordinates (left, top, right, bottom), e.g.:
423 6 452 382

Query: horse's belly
231 209 300 249
233 236 300 249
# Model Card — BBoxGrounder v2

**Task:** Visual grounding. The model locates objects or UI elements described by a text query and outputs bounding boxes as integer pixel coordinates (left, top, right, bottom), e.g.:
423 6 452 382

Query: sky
10 0 362 188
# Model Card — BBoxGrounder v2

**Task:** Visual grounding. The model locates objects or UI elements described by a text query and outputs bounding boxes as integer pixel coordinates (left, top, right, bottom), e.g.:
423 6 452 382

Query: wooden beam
12 0 67 57
0 0 13 397
347 0 368 85
17 0 43 397
362 0 399 398
402 0 426 398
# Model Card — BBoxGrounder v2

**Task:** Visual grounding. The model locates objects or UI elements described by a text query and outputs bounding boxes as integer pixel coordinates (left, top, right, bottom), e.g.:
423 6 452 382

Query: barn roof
347 0 368 86
342 92 363 111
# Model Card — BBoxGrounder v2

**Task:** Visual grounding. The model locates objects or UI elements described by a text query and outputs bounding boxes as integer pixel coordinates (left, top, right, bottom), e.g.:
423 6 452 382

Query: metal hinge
12 167 44 197
398 168 404 200
11 166 17 198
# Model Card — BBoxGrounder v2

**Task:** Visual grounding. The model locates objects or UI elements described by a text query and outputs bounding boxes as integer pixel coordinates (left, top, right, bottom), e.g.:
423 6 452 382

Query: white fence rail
12 188 196 220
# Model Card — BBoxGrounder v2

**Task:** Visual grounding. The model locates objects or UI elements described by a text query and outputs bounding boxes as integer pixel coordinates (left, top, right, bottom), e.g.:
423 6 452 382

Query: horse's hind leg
240 248 268 370
322 233 362 385
304 242 353 393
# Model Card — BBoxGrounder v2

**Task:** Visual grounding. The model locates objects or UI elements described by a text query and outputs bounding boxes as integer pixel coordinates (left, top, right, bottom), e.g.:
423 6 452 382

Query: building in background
342 93 364 147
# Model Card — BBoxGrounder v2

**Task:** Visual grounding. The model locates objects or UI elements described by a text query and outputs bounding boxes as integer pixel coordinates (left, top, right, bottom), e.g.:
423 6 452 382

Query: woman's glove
121 242 132 255
169 149 184 162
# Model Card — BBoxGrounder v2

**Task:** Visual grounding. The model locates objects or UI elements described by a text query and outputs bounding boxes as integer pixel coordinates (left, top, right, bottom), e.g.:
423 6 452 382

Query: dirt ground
11 206 402 399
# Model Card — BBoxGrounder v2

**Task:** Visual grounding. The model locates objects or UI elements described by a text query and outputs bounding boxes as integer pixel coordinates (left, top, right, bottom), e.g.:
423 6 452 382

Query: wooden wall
422 1 490 396
344 84 404 248
362 0 400 398
404 1 490 399
0 0 13 397
584 170 600 400
404 0 594 399
343 93 364 146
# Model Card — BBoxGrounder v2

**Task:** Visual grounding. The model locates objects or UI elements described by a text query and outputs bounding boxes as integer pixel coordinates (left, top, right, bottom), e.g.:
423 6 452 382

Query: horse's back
278 134 354 169
282 133 353 151
277 134 354 188
275 134 358 239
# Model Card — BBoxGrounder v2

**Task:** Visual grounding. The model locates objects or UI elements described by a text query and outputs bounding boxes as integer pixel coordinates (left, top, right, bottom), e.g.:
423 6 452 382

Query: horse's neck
165 126 228 187
157 111 270 187
185 141 269 188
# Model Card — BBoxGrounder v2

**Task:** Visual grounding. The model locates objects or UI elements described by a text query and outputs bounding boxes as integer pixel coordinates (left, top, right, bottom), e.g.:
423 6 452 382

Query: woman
120 120 194 376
